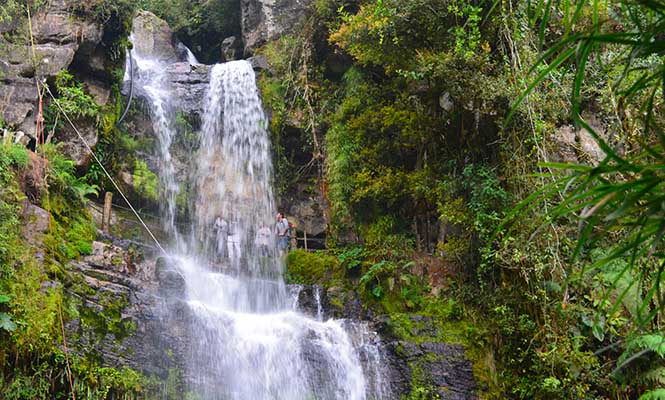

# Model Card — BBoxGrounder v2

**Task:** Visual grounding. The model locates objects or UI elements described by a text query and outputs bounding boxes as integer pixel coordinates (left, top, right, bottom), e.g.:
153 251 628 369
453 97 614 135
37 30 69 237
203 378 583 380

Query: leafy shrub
44 71 100 132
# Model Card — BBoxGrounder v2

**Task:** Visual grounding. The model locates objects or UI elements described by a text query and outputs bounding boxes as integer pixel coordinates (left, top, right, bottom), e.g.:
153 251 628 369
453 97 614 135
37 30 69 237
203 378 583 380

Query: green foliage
45 70 100 132
42 144 99 204
285 250 342 287
0 143 29 174
133 159 159 203
0 295 17 332
68 0 134 26
620 334 665 365
258 33 328 199
67 0 134 61
641 389 665 400
331 0 493 72
0 144 169 399
337 247 363 270
0 144 28 274
0 0 45 25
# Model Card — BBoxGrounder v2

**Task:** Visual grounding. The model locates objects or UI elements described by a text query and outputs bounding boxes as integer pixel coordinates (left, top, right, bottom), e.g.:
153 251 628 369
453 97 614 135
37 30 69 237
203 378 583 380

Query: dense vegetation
269 0 664 398
0 1 178 398
1 0 663 398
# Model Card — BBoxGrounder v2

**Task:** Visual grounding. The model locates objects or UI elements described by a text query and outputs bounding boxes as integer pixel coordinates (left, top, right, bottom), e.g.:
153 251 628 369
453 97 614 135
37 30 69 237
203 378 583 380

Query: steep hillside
0 0 663 399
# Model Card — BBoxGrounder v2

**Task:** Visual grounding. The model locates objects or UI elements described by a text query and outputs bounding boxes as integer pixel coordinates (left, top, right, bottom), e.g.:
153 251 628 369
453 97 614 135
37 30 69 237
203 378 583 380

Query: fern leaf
634 335 665 358
619 334 665 366
641 367 665 386
639 389 665 400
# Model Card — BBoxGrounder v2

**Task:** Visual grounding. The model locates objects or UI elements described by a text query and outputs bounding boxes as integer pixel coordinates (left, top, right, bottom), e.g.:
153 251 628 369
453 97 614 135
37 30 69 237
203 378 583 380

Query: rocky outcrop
124 12 211 114
221 36 243 62
384 341 477 399
164 62 211 113
0 0 103 137
240 0 313 55
551 115 608 165
294 285 479 399
65 240 190 383
131 11 179 63
279 182 328 247
20 201 50 262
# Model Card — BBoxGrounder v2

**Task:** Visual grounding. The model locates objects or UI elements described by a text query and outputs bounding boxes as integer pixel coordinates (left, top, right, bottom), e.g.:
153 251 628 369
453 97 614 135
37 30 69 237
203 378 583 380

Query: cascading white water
128 34 180 237
177 41 200 65
127 38 388 400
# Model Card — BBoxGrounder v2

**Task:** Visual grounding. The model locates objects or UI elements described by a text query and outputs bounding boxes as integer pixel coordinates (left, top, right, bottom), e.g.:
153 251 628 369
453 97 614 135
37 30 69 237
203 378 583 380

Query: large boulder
130 11 179 62
240 0 313 55
551 115 608 165
279 182 328 243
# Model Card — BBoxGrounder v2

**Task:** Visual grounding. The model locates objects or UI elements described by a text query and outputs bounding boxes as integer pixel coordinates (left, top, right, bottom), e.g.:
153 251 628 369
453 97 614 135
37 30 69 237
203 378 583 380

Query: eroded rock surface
241 0 313 55
65 240 189 383
0 0 102 135
294 285 479 399
551 115 608 165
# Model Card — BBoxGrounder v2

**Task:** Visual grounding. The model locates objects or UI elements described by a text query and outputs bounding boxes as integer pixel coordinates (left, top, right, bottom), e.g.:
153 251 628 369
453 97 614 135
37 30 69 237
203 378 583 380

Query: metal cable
41 81 168 257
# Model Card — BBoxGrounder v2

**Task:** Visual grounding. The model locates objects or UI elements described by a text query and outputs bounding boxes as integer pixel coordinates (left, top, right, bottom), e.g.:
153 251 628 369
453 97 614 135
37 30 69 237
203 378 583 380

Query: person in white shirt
255 225 272 257
213 216 228 260
228 220 241 260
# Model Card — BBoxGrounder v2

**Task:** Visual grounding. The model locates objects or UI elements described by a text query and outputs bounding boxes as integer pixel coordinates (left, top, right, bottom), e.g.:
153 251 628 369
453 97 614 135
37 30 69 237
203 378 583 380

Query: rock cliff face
66 242 182 379
67 240 478 399
240 0 313 55
0 1 98 131
296 285 478 399
6 6 479 398
0 0 119 167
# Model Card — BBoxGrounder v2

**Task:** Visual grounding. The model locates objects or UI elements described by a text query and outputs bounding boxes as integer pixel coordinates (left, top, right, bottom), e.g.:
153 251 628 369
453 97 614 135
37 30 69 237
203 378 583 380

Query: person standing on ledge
255 225 272 257
214 215 229 261
275 212 290 256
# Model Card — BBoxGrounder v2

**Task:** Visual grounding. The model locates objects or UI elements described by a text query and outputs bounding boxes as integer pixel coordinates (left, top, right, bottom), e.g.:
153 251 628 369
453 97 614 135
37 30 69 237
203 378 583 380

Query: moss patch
285 249 345 287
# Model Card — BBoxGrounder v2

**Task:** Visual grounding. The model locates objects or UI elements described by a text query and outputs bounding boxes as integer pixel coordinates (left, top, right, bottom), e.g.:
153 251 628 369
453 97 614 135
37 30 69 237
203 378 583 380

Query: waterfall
128 33 180 238
127 38 388 400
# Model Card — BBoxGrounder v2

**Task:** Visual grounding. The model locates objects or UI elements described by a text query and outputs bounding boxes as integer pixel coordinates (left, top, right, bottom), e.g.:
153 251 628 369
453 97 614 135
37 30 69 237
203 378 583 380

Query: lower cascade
128 37 388 399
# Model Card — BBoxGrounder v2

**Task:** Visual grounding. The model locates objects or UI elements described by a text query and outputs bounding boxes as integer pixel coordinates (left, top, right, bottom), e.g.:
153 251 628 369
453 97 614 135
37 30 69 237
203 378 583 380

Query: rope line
28 9 77 400
57 298 76 400
40 77 231 321
40 81 168 257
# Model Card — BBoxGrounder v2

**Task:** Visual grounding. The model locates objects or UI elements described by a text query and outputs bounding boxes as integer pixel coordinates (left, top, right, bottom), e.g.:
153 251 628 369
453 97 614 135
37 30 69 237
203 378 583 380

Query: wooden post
290 227 297 250
102 192 113 233
303 231 308 251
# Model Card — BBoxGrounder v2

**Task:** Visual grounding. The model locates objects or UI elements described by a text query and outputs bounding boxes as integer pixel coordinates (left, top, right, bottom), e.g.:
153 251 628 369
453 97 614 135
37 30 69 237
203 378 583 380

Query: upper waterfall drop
192 61 280 282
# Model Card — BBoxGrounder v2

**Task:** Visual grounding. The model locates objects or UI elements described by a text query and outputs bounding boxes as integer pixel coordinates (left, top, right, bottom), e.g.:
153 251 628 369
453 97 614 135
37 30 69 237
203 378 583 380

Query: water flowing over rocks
25 9 479 399
122 15 394 393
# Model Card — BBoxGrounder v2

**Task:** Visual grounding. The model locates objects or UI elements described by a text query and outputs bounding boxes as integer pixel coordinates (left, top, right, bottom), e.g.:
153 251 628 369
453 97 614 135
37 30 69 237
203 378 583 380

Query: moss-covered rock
285 249 345 287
